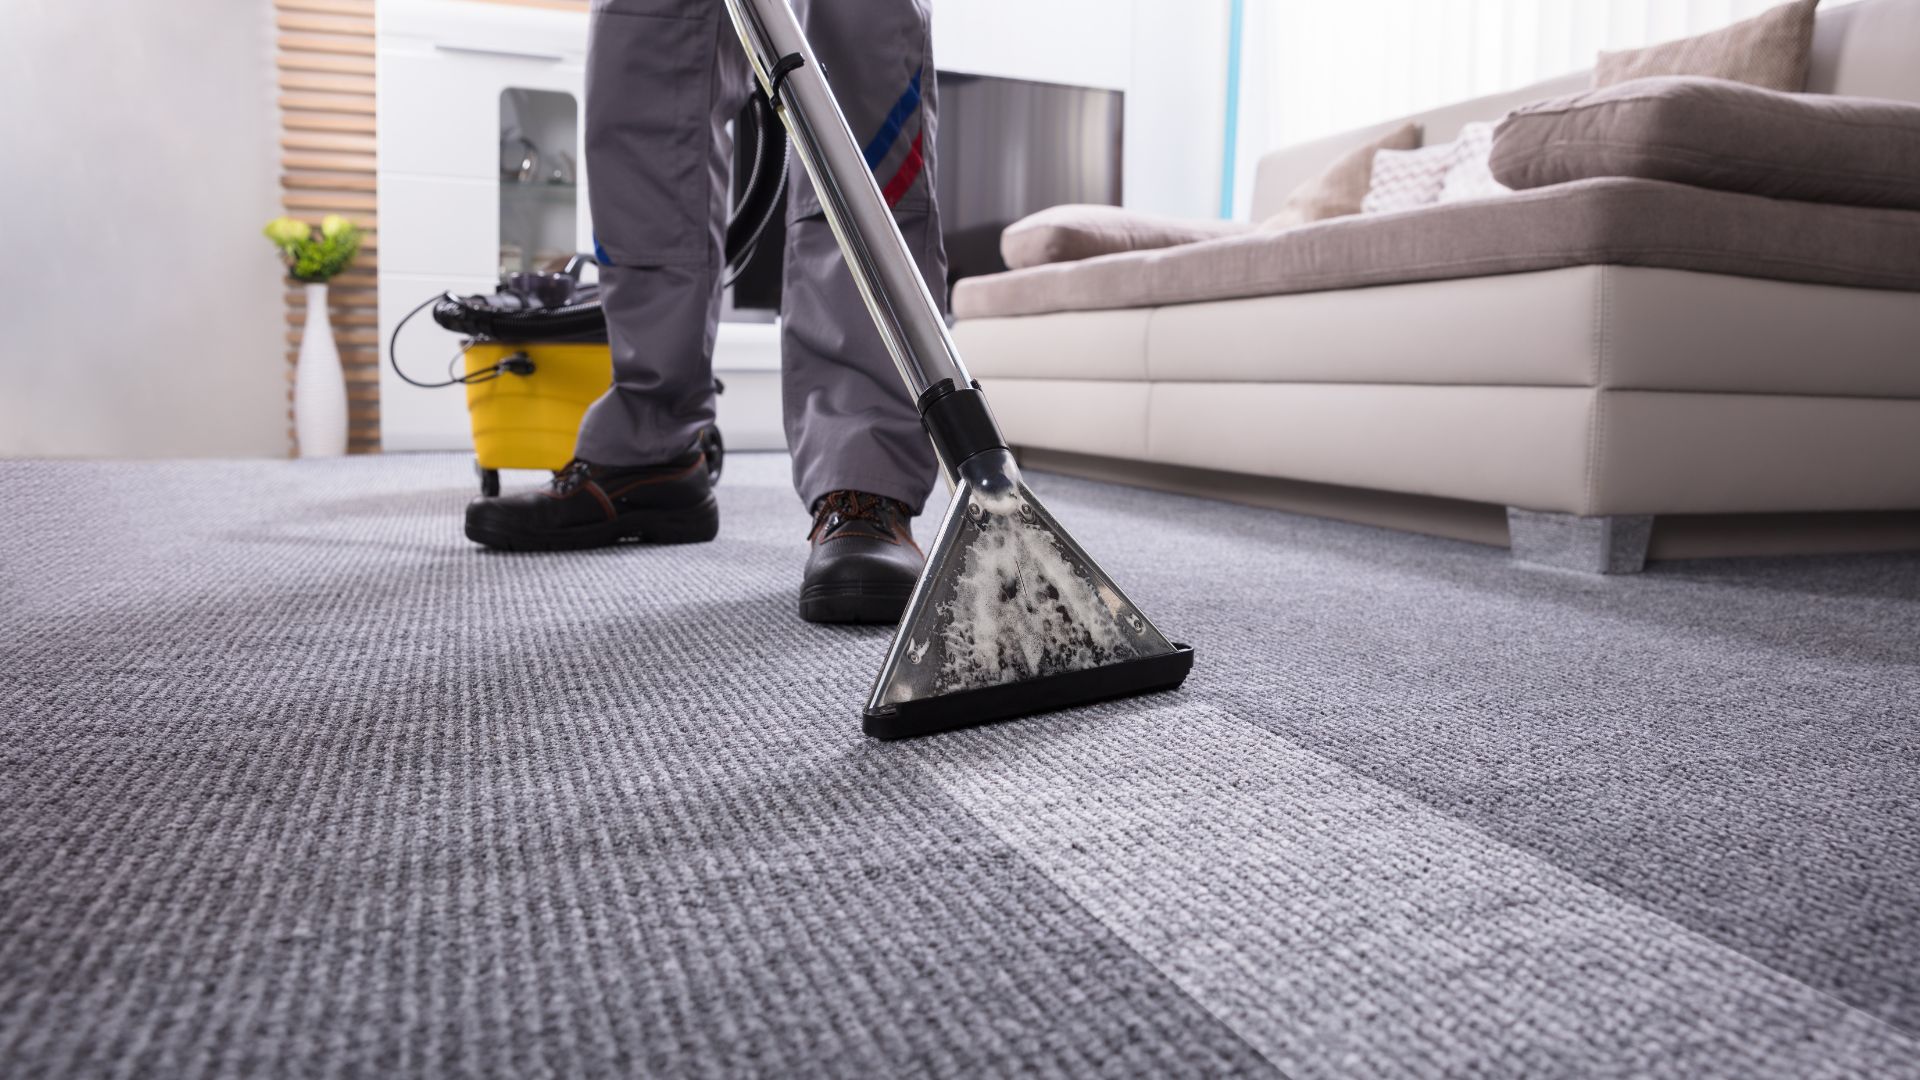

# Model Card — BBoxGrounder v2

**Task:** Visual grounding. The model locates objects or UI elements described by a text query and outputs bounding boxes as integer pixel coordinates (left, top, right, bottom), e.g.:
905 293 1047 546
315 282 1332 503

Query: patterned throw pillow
1436 121 1511 204
1361 142 1460 214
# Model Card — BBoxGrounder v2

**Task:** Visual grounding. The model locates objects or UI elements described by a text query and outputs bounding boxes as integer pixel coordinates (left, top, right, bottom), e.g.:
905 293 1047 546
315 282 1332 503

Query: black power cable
388 295 535 389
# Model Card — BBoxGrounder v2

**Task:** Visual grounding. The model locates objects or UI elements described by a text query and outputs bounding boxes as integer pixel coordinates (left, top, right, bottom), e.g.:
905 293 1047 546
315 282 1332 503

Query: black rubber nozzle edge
917 378 1008 472
862 644 1195 740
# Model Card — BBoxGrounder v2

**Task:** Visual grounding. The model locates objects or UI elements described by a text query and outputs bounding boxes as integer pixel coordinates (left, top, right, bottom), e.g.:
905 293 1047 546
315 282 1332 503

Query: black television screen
728 71 1124 312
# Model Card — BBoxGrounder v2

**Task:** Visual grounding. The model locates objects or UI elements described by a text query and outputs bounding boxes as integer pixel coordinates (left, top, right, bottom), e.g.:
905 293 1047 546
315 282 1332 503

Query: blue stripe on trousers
862 67 923 169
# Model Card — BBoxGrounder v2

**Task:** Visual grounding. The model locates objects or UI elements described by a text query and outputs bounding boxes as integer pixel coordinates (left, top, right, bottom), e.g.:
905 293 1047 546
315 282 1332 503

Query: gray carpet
2 452 1917 1079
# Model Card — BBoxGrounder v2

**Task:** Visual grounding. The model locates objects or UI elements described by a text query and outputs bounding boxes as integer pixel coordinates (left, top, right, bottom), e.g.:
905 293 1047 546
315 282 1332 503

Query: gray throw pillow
1593 0 1819 92
1000 205 1252 271
1262 122 1423 231
1492 76 1920 211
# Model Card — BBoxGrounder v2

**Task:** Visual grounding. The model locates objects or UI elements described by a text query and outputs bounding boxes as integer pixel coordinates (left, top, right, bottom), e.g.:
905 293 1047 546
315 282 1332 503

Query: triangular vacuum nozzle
864 449 1194 739
716 0 1191 737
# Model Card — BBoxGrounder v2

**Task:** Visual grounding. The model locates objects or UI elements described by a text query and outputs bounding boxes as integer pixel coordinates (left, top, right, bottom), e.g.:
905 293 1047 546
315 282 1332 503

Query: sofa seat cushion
951 177 1920 320
1492 76 1920 210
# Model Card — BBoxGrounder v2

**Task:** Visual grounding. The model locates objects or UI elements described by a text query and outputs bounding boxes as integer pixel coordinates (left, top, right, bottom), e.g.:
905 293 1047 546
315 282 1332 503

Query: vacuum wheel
477 461 501 497
699 425 724 484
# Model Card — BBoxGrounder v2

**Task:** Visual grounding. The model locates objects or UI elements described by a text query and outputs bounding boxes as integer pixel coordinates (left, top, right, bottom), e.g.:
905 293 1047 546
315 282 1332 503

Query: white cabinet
376 0 785 452
377 0 589 452
377 175 501 278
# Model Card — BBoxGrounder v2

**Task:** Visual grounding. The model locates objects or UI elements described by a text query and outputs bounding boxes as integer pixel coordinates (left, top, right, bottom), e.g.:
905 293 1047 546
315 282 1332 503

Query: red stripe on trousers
880 131 926 207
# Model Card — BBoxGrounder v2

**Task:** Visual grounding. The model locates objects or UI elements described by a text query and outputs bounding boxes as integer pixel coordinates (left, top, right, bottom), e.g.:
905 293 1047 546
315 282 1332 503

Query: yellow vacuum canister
461 342 613 495
391 277 722 495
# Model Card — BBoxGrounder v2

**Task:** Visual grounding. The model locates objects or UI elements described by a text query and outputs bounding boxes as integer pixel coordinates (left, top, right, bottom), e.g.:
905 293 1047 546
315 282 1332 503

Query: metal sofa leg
1506 508 1653 574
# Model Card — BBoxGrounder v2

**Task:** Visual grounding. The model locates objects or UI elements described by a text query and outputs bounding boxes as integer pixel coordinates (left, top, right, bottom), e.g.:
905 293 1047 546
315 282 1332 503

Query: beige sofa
951 0 1920 572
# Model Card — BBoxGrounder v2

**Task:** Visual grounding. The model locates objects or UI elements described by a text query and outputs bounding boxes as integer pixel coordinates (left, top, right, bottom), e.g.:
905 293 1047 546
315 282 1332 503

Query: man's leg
781 0 946 515
783 0 947 623
464 0 751 550
576 0 750 466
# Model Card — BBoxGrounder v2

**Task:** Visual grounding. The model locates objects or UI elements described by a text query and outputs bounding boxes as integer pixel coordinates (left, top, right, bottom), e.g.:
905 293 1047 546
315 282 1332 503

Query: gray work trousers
577 0 945 514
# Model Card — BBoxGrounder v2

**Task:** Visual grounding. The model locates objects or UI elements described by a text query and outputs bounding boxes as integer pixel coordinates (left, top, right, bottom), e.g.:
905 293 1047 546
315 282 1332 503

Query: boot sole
466 495 719 551
798 581 915 625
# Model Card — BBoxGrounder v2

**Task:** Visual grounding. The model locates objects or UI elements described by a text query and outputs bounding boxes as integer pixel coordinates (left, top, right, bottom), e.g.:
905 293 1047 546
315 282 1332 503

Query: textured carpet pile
2 452 1917 1078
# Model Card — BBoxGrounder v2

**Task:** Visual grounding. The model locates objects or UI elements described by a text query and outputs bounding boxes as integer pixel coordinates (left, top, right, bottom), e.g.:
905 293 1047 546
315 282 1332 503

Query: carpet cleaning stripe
863 68 923 169
910 703 1920 1077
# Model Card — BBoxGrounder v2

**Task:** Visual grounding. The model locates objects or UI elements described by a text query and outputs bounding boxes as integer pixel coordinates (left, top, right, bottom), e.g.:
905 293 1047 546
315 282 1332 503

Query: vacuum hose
724 88 789 286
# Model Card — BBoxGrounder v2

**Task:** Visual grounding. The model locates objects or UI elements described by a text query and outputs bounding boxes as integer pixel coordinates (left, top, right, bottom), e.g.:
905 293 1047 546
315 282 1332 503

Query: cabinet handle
432 42 566 63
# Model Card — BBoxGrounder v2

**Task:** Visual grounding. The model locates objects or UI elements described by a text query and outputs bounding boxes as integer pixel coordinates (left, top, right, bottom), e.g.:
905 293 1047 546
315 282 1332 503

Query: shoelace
551 459 595 495
811 491 908 537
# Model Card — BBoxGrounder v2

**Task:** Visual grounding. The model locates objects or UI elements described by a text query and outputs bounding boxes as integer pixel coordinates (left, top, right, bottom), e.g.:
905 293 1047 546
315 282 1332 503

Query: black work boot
800 490 923 624
464 448 717 551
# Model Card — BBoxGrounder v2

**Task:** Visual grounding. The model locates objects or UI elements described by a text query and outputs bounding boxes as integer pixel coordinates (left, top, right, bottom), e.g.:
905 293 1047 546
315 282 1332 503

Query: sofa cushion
1362 123 1511 215
1362 142 1458 213
1492 76 1920 211
951 178 1920 320
999 205 1251 271
1593 0 1819 92
1435 121 1510 203
1261 122 1422 230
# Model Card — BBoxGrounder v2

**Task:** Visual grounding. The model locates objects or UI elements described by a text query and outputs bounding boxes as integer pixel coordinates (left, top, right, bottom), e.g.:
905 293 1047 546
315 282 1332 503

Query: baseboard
1014 447 1920 561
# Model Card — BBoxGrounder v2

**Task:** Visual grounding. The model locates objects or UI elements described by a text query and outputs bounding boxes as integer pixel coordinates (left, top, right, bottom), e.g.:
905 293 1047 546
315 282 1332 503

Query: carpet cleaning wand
722 0 1194 738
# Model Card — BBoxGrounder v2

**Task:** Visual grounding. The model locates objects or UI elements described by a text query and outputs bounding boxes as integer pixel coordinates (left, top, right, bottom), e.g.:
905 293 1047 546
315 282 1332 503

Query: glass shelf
500 87 578 275
501 182 578 200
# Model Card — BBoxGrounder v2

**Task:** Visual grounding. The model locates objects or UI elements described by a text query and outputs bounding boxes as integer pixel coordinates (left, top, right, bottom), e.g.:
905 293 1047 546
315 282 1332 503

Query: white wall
0 0 286 458
1126 1 1232 218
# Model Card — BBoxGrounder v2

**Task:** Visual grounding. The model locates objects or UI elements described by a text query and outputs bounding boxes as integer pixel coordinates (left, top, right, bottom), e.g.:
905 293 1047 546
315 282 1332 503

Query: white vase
294 281 349 458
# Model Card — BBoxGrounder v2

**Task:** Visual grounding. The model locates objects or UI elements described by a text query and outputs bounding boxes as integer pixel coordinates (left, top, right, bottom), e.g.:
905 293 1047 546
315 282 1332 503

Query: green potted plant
264 214 362 457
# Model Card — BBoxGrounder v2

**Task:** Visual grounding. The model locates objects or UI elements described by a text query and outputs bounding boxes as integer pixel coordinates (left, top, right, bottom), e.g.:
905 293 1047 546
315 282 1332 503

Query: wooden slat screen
276 0 379 454
274 0 586 455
